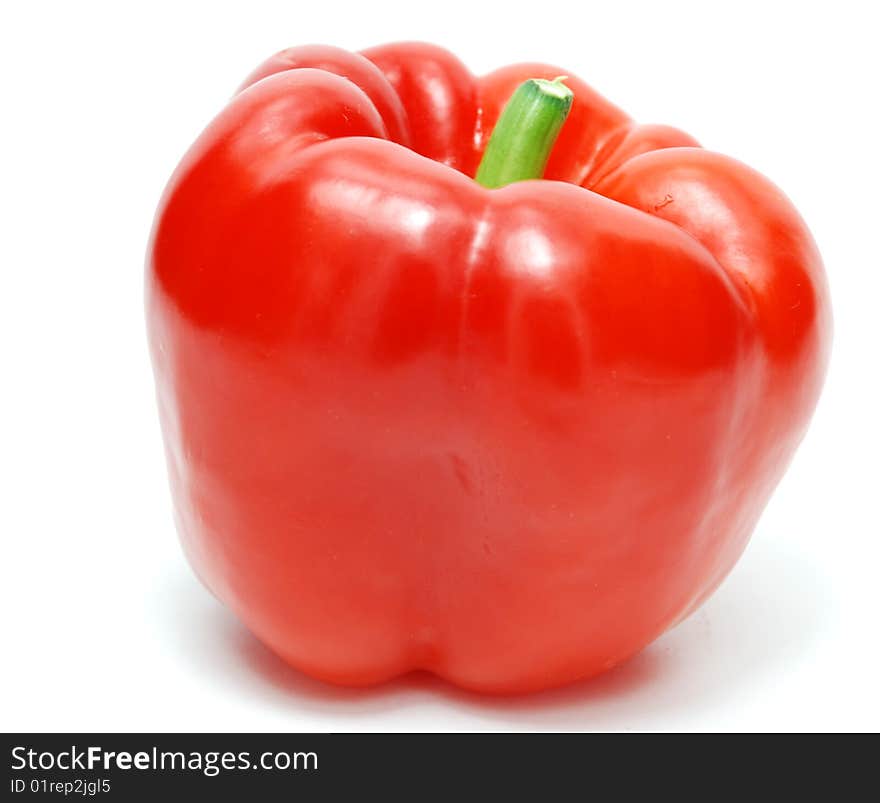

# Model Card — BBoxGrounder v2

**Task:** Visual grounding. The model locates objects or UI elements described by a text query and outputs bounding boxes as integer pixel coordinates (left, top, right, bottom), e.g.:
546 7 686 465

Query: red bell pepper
146 42 831 693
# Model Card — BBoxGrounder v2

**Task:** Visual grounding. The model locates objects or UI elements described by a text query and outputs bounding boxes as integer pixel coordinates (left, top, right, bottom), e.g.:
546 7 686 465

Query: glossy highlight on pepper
146 42 831 693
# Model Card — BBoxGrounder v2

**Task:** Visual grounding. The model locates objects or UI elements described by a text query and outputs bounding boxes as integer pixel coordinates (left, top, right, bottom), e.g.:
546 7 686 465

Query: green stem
475 77 574 189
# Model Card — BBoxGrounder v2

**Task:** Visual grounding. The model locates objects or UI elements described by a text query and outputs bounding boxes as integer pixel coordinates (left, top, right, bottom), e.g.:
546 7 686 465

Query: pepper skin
146 43 831 693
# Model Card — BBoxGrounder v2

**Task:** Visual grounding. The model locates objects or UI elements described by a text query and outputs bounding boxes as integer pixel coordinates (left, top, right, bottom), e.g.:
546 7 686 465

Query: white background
2 0 878 732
